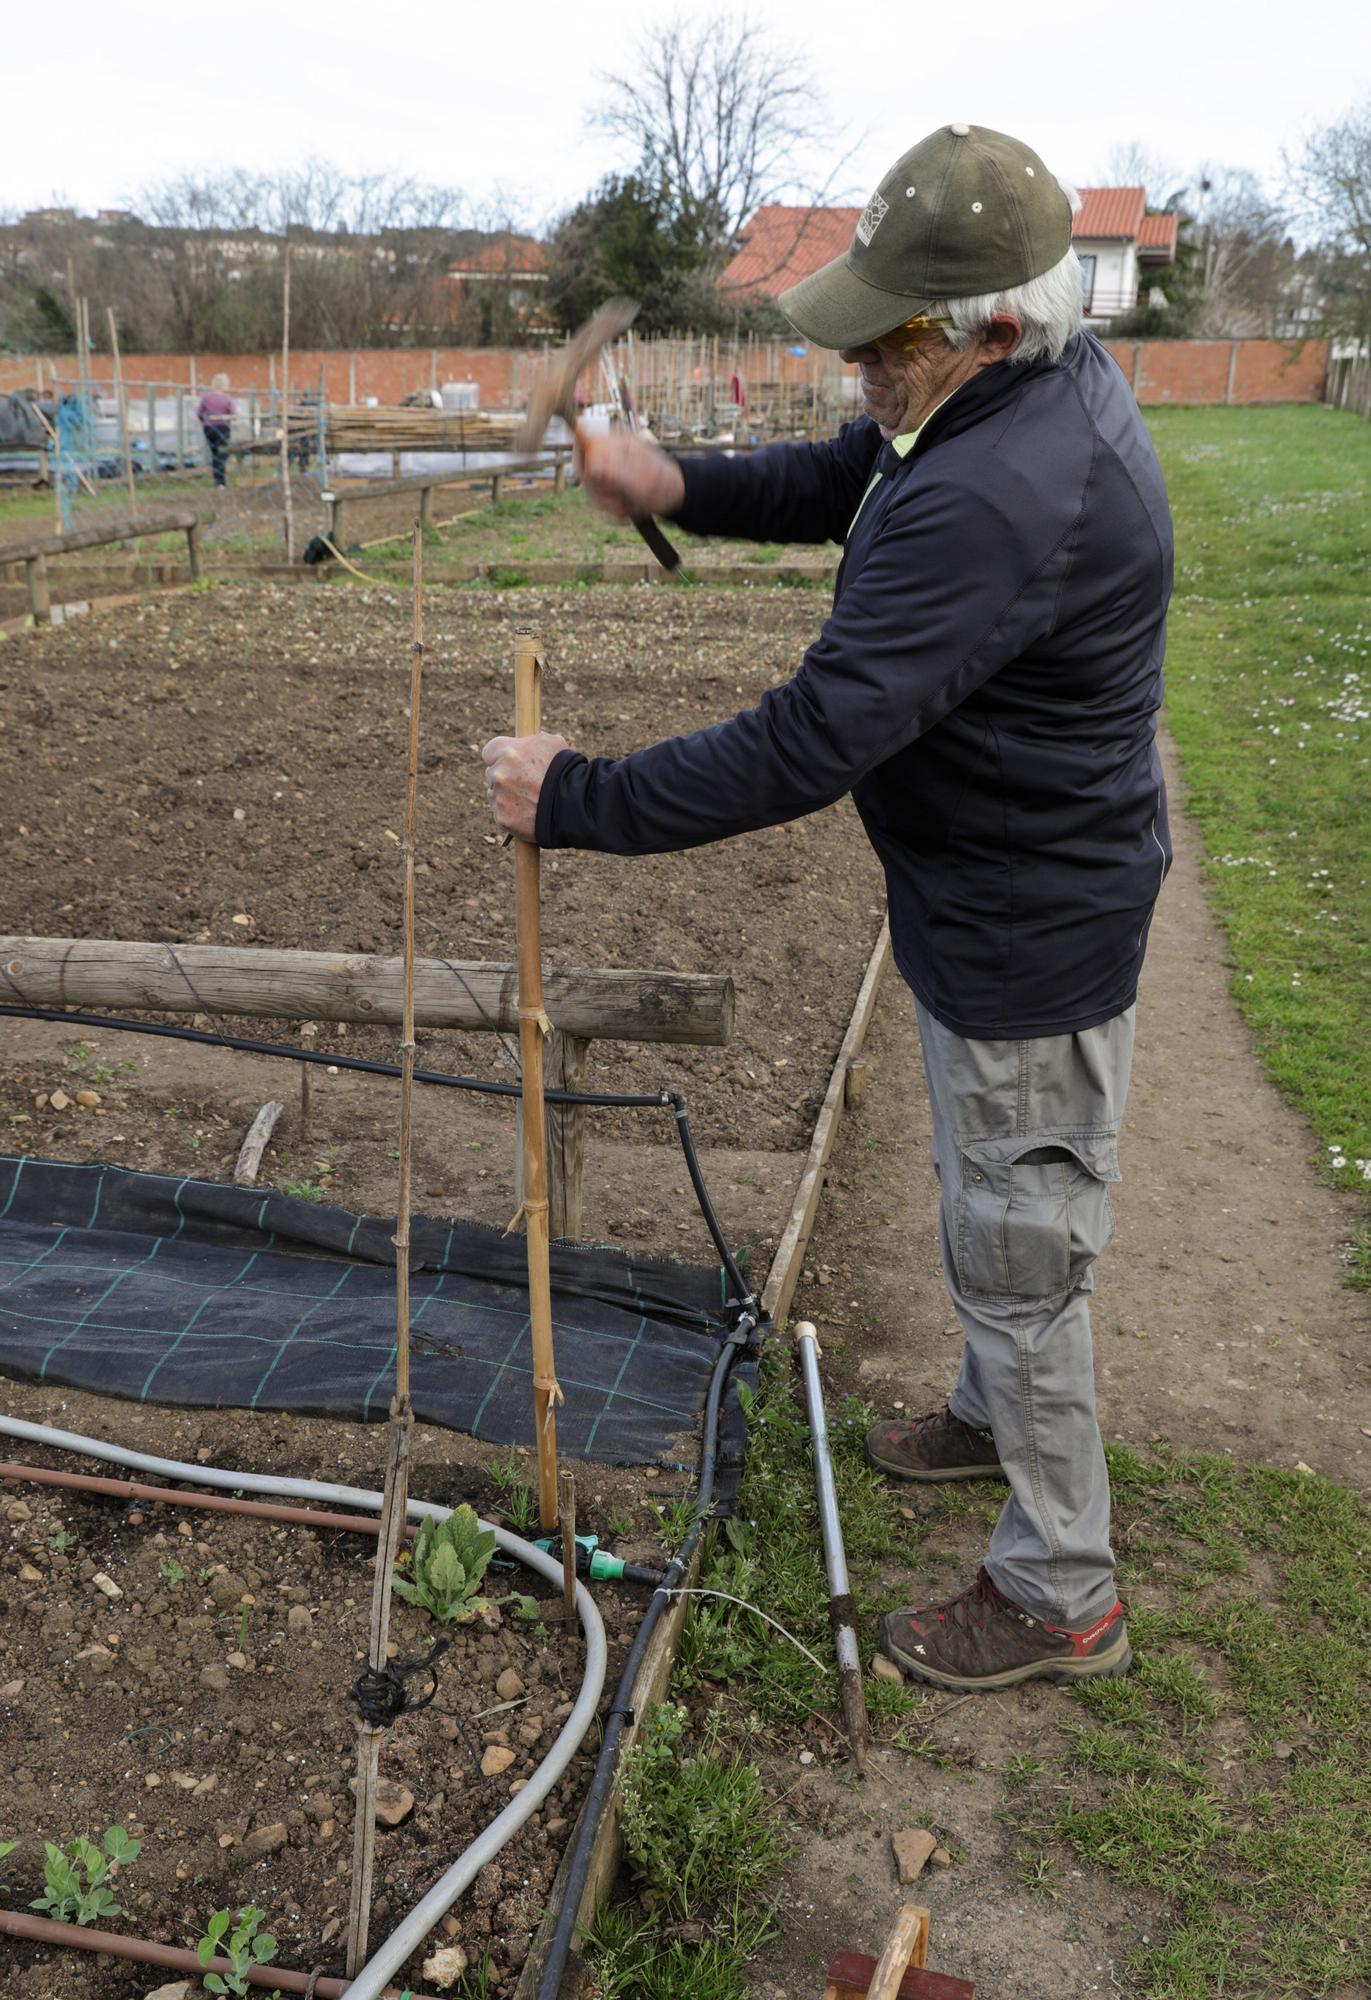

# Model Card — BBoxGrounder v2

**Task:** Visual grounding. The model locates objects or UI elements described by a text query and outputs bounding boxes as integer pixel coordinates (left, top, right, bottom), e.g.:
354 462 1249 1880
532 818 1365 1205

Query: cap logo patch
856 190 890 246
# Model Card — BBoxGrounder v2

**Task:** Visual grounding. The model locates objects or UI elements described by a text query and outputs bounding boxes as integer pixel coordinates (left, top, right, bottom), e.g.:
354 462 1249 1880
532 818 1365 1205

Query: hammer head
517 298 639 450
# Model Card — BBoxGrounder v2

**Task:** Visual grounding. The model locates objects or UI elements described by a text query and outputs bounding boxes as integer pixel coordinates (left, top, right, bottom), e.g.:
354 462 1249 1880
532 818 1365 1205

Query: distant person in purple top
197 374 235 487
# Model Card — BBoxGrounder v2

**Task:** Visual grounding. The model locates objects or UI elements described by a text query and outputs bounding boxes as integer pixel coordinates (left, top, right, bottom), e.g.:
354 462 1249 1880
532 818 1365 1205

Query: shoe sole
881 1628 1133 1691
864 1442 1008 1484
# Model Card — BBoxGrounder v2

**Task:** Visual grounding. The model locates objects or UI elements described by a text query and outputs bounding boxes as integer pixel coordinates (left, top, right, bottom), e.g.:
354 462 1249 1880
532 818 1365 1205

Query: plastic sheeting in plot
0 1156 755 1478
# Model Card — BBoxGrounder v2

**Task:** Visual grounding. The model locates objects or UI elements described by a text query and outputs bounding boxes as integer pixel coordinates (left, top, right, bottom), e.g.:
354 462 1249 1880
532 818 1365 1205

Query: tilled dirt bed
0 579 882 1996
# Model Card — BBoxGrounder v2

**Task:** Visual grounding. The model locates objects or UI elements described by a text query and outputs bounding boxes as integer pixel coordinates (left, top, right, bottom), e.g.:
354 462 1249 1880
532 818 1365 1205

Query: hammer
518 298 682 573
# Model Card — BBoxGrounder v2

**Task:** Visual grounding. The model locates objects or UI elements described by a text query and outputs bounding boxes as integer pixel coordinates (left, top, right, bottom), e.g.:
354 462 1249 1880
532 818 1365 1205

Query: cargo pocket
954 1131 1119 1302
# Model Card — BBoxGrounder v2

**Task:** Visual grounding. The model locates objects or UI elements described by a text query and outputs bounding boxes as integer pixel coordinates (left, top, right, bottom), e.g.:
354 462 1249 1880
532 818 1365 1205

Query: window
1077 253 1097 310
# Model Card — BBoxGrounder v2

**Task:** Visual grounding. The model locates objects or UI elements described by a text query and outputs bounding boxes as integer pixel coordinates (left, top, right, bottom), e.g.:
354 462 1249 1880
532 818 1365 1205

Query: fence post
419 483 434 528
1226 341 1240 406
491 473 503 504
331 495 347 548
176 389 187 469
516 1030 589 1241
553 452 566 495
186 522 203 582
26 556 52 626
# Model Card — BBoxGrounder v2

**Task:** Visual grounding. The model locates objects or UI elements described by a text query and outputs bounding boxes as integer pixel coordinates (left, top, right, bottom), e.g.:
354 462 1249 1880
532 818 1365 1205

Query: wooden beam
762 918 890 1327
25 557 51 627
0 938 735 1046
823 1949 973 2000
1 508 199 566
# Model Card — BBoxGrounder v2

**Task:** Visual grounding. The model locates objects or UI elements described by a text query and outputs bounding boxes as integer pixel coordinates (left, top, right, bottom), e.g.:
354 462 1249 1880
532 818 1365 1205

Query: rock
208 1570 248 1609
199 1663 231 1693
0 1678 25 1699
93 1571 124 1599
286 1604 313 1639
241 1821 288 1860
3 1498 32 1522
76 1644 115 1674
422 1944 469 1989
797 1749 815 1766
75 1088 102 1108
481 1745 516 1779
893 1828 938 1884
143 1982 193 2000
495 1667 525 1702
870 1653 904 1684
231 913 253 927
225 1651 249 1670
19 1563 42 1583
48 1087 72 1111
345 1775 415 1827
931 1847 952 1867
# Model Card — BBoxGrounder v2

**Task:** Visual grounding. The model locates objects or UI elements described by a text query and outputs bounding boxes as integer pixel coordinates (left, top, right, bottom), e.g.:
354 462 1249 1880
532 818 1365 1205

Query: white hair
930 247 1086 366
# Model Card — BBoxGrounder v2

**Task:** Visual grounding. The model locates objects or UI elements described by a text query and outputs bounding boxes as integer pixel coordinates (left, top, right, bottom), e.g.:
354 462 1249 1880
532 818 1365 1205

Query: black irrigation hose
535 1309 759 2000
0 1000 755 1308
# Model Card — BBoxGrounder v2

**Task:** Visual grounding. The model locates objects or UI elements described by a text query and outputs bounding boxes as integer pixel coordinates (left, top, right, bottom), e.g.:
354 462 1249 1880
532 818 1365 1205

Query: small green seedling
158 1557 186 1586
47 1530 72 1554
392 1505 497 1624
197 1905 279 1997
489 1446 538 1533
31 1827 141 1925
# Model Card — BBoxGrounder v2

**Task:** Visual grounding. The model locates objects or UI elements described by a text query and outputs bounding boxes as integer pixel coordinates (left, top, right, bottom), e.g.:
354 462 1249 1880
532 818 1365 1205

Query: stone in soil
893 1828 938 1883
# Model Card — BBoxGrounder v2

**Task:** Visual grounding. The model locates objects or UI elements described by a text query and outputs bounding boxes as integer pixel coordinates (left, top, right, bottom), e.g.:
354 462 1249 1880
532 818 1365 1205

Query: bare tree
1286 98 1371 340
1099 139 1187 211
595 14 854 269
1181 166 1292 336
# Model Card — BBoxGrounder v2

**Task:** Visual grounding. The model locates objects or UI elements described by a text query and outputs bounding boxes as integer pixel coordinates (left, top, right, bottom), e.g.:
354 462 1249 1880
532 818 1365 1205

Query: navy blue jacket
536 331 1173 1038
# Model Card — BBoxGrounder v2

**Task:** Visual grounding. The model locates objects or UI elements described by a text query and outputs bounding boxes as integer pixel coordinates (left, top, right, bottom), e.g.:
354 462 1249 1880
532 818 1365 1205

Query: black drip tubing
0 1000 755 1308
534 1306 761 2000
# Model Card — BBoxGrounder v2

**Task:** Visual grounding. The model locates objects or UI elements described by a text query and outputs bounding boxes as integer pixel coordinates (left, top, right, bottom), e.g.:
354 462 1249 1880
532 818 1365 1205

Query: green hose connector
587 1549 626 1581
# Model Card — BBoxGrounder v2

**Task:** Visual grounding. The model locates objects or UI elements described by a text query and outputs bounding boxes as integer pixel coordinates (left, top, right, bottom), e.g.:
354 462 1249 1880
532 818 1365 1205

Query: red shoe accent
1043 1600 1125 1657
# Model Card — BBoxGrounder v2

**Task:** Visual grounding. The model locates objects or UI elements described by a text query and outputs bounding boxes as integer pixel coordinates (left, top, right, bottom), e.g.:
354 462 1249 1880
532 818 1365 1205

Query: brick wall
1100 338 1328 405
0 338 1330 407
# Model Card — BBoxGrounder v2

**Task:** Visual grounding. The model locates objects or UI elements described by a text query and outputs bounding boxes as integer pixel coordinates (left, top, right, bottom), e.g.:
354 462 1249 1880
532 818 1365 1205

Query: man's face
839 325 979 439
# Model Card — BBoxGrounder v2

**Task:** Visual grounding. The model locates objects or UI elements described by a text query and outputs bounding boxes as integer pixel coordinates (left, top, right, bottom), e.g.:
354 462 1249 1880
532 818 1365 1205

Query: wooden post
1226 339 1241 406
176 387 186 469
331 495 347 548
553 452 566 495
492 472 504 505
419 482 434 528
145 385 157 474
186 522 203 582
106 308 137 513
26 557 52 626
513 631 561 1533
546 1030 588 1239
280 247 295 562
866 1907 929 2000
348 352 357 404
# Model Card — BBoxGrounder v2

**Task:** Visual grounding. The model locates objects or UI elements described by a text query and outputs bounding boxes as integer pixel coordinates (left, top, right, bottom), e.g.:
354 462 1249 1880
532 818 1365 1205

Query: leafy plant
617 1703 786 1918
196 1905 279 1997
31 1827 141 1926
47 1530 72 1554
392 1505 498 1624
159 1557 186 1586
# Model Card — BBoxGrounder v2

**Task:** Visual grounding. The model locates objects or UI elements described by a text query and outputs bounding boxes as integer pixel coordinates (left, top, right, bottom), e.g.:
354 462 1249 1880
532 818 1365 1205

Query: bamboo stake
345 521 426 1975
513 631 562 1532
280 245 295 563
106 308 137 513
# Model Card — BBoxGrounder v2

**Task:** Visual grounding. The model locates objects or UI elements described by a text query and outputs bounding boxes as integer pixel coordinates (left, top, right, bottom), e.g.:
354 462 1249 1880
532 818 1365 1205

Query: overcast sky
3 0 1365 226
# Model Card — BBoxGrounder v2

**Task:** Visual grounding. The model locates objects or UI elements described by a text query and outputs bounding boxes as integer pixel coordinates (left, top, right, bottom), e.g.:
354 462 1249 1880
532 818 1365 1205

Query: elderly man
483 123 1172 1693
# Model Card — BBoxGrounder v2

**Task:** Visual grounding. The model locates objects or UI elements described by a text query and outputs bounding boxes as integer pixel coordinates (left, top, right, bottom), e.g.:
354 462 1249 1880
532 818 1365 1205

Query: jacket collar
908 332 1081 459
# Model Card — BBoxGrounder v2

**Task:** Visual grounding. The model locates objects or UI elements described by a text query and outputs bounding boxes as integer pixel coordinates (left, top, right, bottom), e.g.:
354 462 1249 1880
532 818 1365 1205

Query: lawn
1149 406 1371 1229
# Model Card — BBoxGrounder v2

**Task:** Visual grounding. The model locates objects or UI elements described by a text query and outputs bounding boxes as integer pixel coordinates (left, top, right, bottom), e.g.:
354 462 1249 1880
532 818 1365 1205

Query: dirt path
748 727 1369 2000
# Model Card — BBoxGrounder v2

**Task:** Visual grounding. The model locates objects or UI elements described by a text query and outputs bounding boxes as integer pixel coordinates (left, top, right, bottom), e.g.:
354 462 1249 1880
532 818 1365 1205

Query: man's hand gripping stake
518 298 682 574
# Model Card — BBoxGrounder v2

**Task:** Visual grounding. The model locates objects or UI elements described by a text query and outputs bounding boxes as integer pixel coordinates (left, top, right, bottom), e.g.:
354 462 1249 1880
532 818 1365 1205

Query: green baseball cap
780 123 1073 349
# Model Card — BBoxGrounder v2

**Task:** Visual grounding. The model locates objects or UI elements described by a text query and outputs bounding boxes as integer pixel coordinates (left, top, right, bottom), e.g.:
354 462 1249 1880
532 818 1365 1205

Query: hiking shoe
864 1404 1006 1483
881 1567 1132 1692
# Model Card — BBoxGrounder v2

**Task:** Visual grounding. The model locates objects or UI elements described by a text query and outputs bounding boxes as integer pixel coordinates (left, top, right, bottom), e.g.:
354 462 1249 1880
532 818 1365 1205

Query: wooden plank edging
762 917 891 1328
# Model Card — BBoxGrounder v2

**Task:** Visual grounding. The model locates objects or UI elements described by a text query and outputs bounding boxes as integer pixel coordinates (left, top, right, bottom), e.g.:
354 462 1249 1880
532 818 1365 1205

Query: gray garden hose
0 1414 607 1999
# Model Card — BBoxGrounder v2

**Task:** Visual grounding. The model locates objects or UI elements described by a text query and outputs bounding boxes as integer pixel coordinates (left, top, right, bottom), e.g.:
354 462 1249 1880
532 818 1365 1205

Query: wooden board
823 1949 974 2000
762 918 890 1326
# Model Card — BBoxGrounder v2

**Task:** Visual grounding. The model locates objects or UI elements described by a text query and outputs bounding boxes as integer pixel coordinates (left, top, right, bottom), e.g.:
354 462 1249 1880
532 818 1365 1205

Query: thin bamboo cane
513 631 562 1532
345 521 425 1974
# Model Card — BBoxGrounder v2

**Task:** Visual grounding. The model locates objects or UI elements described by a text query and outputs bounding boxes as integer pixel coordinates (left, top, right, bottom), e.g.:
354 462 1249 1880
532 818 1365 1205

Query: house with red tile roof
720 192 1179 329
1072 189 1178 322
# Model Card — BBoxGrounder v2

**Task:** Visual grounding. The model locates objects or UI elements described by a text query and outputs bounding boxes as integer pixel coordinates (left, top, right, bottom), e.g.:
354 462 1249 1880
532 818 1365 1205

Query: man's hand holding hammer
481 431 684 841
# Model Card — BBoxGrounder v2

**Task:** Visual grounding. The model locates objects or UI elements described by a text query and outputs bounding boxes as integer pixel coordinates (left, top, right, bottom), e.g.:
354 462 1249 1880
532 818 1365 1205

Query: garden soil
1 581 1366 1999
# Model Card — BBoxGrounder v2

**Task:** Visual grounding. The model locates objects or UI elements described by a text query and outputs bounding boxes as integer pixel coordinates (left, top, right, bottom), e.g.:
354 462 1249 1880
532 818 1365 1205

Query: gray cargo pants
914 999 1135 1628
